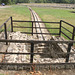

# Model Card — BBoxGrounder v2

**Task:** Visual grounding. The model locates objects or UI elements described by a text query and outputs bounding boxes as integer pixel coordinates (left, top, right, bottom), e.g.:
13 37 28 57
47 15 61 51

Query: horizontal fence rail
1 39 75 43
13 20 60 36
13 20 60 24
0 17 75 40
12 19 75 40
61 31 72 40
0 39 75 63
0 52 75 55
13 26 60 29
0 17 75 67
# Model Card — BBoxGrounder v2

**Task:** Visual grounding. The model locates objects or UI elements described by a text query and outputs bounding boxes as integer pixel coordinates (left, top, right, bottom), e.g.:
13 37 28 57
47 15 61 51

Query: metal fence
0 17 75 41
13 19 75 41
0 16 75 66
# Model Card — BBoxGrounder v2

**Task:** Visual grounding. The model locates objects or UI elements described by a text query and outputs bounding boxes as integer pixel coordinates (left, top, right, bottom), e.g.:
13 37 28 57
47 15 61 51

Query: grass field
0 5 75 39
32 7 75 40
0 5 31 32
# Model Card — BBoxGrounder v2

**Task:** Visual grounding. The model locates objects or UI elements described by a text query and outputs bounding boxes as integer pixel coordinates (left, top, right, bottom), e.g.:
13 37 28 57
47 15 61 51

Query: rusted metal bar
11 17 13 32
61 31 72 40
66 43 72 62
13 20 60 24
30 43 34 63
4 23 8 45
0 39 75 43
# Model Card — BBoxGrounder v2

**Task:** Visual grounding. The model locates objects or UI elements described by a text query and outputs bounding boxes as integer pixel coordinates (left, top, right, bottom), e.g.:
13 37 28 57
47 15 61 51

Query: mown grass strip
0 5 31 33
32 7 75 40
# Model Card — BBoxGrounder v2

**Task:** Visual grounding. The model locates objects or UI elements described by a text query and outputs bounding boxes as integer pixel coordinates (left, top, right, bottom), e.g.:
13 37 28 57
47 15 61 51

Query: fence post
4 23 8 45
32 22 33 36
72 27 75 45
59 20 62 37
66 43 71 62
11 16 13 32
30 43 34 63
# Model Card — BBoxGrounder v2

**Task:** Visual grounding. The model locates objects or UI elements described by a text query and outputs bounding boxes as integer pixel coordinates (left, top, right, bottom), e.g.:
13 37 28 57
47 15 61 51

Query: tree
0 0 75 4
0 0 1 4
43 0 47 3
70 0 75 4
1 0 11 4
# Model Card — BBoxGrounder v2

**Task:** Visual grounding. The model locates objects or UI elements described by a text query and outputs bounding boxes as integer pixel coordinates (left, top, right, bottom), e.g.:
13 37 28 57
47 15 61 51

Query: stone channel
0 31 74 64
0 8 75 66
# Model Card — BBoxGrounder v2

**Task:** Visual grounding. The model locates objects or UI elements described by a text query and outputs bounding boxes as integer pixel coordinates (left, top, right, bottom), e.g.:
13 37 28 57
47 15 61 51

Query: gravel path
29 7 52 40
0 6 11 8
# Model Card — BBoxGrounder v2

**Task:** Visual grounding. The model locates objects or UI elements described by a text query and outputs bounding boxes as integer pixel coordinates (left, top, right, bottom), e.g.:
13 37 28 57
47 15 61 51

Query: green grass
32 7 75 40
0 5 31 32
0 5 75 39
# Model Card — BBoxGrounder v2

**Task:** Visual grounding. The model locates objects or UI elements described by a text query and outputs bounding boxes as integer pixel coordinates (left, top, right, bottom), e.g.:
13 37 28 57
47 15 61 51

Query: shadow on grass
70 11 75 13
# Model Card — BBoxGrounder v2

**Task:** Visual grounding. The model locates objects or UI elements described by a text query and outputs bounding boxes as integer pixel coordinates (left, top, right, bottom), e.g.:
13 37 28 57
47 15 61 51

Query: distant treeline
33 0 75 4
0 0 75 4
0 0 29 4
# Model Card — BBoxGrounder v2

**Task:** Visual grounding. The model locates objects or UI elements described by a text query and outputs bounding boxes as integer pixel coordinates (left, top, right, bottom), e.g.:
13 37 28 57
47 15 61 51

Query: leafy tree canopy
0 0 75 4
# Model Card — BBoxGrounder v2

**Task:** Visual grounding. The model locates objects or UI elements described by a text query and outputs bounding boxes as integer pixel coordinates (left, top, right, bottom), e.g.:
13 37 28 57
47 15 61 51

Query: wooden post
59 20 62 37
11 16 13 32
32 22 33 36
4 23 8 45
66 43 71 62
30 43 34 63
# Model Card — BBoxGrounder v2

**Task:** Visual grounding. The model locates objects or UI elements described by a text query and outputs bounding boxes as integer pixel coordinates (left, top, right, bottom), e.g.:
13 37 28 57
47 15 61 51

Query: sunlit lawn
0 5 31 32
32 7 75 40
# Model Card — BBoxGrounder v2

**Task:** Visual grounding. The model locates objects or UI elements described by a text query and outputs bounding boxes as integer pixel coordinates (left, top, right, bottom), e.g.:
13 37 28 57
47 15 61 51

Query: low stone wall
0 31 75 70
